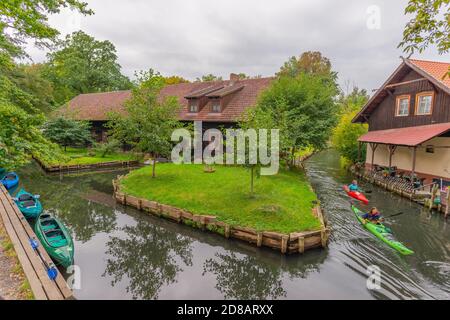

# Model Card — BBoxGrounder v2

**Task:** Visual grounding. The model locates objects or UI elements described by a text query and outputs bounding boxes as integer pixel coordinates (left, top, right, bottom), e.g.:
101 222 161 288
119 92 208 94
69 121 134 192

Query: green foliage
332 110 368 163
43 117 92 150
94 139 121 158
399 0 450 56
44 30 132 104
0 0 92 59
254 72 339 160
108 71 181 177
277 51 337 78
0 103 61 170
332 87 369 163
164 75 190 85
195 74 223 82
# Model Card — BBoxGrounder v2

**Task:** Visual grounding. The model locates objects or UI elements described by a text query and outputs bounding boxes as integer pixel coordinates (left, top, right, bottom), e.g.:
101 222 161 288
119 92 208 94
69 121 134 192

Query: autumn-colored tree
164 75 190 85
277 51 336 78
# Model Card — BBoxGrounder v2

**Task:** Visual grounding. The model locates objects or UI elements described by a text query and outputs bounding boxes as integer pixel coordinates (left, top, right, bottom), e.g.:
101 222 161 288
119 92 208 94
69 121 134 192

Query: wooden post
298 237 305 254
256 233 263 247
281 236 288 254
357 141 362 163
445 190 449 218
411 147 417 178
224 224 230 238
388 145 397 168
369 143 378 171
430 184 439 210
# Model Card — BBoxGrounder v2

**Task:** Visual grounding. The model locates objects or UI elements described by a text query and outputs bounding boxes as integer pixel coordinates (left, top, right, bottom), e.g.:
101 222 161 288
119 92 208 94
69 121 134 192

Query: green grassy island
119 164 322 234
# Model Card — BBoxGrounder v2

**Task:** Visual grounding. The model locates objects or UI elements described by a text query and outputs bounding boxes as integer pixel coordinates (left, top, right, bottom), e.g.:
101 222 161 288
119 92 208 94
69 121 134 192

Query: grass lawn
120 164 321 233
46 147 137 166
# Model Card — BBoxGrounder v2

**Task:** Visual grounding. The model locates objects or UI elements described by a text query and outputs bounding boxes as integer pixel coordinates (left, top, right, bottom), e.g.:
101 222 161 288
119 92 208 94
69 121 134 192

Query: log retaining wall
112 177 330 254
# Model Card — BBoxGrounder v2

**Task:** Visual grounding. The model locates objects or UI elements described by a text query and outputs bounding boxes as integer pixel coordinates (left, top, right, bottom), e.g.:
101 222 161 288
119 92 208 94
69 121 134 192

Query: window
415 92 434 115
189 103 198 113
395 95 410 116
211 102 221 113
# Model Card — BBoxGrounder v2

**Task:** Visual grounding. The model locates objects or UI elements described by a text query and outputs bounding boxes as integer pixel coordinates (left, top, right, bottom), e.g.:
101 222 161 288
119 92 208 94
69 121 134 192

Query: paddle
386 211 404 218
29 238 58 280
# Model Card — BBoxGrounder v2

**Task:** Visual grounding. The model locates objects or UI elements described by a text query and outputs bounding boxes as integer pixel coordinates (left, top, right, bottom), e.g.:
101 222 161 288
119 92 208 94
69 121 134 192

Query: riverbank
114 164 329 253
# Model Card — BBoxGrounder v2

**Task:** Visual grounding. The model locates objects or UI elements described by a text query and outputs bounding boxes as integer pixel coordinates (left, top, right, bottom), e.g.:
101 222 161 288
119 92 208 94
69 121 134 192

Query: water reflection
203 252 286 299
104 218 193 300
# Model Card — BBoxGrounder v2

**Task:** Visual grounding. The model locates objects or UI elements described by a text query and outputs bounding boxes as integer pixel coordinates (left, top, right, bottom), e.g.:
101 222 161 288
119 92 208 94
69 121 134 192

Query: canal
17 149 449 299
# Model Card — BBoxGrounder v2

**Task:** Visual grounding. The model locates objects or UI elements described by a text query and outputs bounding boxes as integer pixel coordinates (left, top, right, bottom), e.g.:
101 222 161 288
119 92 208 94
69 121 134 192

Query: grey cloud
26 0 447 92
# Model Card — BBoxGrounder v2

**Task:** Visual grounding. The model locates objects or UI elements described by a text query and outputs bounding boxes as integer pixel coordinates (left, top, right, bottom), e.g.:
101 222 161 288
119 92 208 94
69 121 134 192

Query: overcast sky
26 0 447 93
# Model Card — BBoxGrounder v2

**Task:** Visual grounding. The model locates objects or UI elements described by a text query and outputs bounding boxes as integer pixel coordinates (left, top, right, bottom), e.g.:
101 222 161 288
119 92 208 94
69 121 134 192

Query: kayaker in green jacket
348 180 362 192
362 207 384 225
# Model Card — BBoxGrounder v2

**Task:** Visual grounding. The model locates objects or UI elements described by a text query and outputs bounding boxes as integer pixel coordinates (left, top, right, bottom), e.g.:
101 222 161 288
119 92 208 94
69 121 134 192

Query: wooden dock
0 185 73 300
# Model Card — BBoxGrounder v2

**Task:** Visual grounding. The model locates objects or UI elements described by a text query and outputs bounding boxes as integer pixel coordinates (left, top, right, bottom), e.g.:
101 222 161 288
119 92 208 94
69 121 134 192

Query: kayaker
362 207 384 225
348 180 361 192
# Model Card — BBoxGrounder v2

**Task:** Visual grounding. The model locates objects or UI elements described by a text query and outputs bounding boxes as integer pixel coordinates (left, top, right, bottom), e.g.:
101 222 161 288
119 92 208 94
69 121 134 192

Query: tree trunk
250 166 254 194
64 145 67 152
152 157 156 178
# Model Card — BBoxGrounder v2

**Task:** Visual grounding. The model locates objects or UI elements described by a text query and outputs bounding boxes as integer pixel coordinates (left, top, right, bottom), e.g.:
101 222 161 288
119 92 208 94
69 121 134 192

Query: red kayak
343 185 369 205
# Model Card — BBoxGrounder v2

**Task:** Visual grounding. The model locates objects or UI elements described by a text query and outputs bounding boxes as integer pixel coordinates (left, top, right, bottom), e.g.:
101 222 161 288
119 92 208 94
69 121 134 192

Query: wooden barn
58 74 272 142
353 58 450 187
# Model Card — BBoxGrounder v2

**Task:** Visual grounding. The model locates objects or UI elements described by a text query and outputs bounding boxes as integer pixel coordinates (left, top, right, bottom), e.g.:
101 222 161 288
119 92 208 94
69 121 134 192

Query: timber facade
353 58 450 186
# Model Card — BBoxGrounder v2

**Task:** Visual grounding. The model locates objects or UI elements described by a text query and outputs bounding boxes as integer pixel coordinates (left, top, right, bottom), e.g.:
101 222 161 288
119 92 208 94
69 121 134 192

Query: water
17 150 450 300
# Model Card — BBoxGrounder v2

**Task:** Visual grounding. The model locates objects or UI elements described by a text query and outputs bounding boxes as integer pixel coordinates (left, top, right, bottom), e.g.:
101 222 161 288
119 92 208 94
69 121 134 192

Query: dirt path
0 221 30 300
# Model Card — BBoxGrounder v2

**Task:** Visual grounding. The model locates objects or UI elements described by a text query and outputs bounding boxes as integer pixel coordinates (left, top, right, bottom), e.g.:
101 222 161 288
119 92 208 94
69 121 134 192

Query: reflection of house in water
353 58 450 187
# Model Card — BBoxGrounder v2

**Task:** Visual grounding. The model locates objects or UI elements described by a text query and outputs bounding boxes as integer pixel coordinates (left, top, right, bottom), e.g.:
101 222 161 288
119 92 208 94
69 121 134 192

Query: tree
94 139 120 158
164 75 190 85
332 87 369 163
43 117 92 151
399 0 449 77
108 72 181 178
277 51 336 78
332 110 368 163
255 73 339 163
0 0 92 59
0 103 61 170
0 1 90 169
195 74 223 82
44 31 132 104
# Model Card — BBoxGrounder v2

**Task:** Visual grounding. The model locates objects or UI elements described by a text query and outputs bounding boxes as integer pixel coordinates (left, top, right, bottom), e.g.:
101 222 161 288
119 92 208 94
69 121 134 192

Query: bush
332 110 368 163
94 139 120 158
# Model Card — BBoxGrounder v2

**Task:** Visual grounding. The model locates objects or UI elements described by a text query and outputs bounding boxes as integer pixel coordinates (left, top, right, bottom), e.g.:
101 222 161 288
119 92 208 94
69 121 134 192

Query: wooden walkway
0 185 73 300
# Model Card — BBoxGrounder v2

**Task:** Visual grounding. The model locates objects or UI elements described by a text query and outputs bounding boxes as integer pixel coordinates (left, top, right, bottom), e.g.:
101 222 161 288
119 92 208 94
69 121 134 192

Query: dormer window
211 101 221 113
189 102 199 113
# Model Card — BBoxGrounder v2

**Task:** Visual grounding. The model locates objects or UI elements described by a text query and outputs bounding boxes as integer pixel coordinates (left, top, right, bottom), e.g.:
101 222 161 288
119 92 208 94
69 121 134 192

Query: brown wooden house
58 74 272 141
353 58 450 184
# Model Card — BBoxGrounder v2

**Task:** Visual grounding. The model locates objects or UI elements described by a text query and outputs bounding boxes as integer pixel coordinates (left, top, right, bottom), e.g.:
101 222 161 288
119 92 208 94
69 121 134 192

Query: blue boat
0 172 19 190
13 189 43 219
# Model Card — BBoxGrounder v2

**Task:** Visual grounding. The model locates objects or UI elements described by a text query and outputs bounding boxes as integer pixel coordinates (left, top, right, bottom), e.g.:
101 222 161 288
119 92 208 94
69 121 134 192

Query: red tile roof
60 77 272 122
358 123 450 146
408 59 450 89
58 90 132 121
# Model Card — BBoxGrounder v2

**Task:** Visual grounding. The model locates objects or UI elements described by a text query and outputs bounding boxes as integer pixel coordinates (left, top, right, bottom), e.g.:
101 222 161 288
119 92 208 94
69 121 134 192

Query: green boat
13 189 43 219
351 204 414 255
34 213 74 268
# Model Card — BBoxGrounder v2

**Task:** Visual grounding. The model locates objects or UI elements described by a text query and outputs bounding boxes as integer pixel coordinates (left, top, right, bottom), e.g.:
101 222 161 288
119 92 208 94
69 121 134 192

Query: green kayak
34 213 74 268
351 205 414 255
13 189 43 219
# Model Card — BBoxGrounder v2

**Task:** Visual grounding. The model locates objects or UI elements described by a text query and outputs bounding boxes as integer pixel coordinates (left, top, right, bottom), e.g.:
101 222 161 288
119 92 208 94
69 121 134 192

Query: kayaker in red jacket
362 207 384 225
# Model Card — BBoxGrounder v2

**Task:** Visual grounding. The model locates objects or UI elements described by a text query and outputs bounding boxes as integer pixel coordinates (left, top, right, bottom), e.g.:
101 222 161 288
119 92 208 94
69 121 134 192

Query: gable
353 58 450 124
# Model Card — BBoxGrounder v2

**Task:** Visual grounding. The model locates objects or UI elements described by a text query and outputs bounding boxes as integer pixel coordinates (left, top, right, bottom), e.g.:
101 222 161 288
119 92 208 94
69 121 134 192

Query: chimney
229 73 240 83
